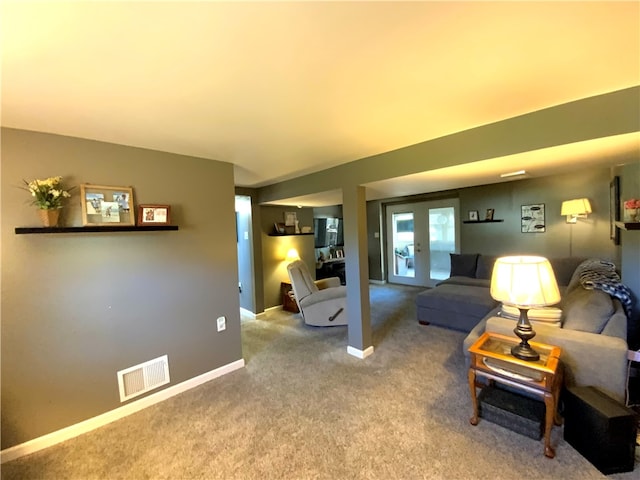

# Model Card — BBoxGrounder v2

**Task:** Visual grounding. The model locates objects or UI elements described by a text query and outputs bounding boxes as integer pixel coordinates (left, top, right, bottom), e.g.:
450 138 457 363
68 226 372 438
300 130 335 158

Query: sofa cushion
476 255 498 280
562 287 615 334
450 253 479 278
416 284 497 317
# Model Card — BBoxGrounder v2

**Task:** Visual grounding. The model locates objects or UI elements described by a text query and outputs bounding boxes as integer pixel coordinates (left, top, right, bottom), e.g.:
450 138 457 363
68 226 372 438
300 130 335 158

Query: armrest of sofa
315 277 341 289
485 316 629 403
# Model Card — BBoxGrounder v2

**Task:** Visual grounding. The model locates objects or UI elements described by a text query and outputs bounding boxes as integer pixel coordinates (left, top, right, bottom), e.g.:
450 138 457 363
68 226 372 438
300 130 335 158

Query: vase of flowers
624 198 640 223
23 176 73 227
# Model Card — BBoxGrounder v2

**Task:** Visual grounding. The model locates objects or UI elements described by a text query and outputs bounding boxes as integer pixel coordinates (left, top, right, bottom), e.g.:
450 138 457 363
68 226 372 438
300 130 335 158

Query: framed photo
80 184 135 226
610 176 620 245
468 210 479 221
138 205 171 225
274 222 286 234
284 211 297 227
485 209 495 221
521 203 545 233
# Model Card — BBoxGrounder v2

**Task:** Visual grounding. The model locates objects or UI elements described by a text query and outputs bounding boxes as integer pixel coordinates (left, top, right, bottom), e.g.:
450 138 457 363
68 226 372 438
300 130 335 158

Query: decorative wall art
468 210 479 221
521 204 545 233
80 184 135 226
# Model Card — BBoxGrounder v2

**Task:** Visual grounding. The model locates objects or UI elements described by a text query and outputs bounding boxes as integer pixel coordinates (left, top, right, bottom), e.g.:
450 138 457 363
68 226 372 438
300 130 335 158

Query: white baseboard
347 345 374 359
240 308 267 319
1 358 245 464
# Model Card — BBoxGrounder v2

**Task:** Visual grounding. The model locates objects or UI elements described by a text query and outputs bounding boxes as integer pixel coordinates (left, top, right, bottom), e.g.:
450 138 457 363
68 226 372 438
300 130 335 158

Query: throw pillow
561 287 614 333
449 253 479 278
476 255 498 280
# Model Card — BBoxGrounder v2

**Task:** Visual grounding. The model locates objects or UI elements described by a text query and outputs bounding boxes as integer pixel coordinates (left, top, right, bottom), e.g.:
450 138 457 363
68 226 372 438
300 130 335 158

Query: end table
468 332 563 458
280 282 299 313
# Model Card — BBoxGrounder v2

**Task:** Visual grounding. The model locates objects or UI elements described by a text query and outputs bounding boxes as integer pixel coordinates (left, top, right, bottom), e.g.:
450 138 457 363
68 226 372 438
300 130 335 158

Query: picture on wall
521 204 545 233
80 184 135 226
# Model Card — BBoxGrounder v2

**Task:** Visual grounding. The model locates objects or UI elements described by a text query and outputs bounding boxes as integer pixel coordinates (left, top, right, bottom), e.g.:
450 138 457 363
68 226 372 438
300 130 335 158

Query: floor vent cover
117 355 170 402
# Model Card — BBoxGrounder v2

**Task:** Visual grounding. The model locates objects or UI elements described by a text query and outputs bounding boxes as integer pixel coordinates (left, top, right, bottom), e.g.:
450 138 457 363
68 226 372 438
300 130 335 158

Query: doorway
386 199 460 287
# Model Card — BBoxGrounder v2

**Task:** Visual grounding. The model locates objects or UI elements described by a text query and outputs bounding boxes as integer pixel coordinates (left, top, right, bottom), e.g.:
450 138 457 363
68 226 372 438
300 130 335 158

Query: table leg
543 392 556 458
468 368 479 426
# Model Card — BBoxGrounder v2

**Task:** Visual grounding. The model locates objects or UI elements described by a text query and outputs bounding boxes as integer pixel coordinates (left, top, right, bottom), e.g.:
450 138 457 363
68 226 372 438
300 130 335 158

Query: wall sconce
285 248 300 263
561 198 592 223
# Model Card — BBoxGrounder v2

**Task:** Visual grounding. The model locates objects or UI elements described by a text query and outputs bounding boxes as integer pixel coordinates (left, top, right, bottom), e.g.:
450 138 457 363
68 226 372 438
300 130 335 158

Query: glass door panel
428 207 456 281
391 212 415 278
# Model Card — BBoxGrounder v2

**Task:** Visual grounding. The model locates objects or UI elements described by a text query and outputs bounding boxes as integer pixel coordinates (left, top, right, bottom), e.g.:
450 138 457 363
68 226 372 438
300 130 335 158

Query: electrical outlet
217 316 226 332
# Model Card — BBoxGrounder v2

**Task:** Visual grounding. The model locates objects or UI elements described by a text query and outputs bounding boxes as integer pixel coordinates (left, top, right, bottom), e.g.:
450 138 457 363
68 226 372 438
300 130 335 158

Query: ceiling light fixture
500 170 527 178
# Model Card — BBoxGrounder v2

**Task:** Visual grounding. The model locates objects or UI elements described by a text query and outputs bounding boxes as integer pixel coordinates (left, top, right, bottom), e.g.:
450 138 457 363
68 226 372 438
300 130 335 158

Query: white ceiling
2 1 639 205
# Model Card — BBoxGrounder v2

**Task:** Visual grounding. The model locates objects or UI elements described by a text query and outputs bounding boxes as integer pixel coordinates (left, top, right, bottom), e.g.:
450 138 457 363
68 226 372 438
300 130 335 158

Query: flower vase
624 208 639 223
37 209 60 227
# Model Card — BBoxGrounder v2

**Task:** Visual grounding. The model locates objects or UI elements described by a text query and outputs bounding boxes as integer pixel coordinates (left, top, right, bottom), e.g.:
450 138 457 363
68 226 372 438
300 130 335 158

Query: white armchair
287 260 348 327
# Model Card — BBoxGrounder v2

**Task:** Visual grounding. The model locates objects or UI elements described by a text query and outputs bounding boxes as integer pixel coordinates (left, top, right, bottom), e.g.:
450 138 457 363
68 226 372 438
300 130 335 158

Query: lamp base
511 343 540 362
512 307 540 362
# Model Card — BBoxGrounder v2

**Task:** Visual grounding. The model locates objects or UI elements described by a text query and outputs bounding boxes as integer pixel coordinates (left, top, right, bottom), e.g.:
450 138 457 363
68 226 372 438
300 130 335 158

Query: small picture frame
138 204 171 225
284 211 297 227
274 222 286 234
485 208 495 221
80 184 135 226
468 210 479 221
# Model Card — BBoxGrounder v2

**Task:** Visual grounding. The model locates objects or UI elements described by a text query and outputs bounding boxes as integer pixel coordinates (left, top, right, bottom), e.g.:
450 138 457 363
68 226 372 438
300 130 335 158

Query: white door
386 199 460 287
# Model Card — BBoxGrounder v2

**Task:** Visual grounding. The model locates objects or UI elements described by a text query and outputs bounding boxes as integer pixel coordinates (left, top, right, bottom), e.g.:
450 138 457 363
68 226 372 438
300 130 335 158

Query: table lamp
490 256 561 361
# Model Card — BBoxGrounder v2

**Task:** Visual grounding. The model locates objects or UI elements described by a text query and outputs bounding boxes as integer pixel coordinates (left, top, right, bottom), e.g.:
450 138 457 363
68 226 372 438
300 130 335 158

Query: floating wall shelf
615 222 640 231
268 232 314 237
15 225 179 234
462 220 504 224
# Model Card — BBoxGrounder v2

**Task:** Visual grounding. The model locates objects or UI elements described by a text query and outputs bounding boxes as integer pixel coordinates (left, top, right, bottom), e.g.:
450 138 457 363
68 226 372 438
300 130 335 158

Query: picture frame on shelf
274 222 286 234
521 203 545 233
138 205 171 226
468 210 479 221
80 184 135 226
284 211 297 227
485 208 495 221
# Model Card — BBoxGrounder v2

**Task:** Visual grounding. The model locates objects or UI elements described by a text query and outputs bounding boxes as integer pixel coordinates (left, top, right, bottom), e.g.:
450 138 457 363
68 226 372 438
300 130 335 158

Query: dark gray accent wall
1 128 243 449
619 161 640 347
457 168 619 261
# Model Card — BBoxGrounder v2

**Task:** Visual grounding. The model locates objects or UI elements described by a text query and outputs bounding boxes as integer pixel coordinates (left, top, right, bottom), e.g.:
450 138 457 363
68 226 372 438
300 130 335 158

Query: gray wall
619 161 640 347
458 168 618 261
1 128 243 449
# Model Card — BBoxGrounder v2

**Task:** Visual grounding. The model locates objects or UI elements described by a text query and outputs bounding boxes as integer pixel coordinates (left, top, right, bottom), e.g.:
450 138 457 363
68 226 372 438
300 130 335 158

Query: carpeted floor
1 283 638 479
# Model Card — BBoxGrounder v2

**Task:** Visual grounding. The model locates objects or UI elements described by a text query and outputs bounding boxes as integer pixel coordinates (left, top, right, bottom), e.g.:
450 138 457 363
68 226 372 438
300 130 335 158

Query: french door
386 199 460 287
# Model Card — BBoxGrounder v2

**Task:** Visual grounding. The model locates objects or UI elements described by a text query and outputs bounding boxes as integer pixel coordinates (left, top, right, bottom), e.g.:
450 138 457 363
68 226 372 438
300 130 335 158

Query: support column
342 185 373 358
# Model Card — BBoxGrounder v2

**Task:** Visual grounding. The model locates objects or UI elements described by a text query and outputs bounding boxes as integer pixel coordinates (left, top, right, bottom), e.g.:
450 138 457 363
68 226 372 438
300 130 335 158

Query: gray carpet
2 284 638 479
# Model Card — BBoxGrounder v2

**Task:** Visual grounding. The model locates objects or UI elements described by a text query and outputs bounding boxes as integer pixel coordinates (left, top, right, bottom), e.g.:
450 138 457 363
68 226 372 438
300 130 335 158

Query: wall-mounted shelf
462 220 504 224
15 225 179 234
268 232 314 237
615 221 640 231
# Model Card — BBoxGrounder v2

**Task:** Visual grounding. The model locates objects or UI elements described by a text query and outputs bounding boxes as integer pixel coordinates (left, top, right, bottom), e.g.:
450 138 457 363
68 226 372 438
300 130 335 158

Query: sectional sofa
416 254 631 403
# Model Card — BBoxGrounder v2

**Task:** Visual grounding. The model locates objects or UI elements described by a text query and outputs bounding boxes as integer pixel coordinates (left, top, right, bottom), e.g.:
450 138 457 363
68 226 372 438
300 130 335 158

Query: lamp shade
490 256 561 308
561 198 592 216
285 248 300 263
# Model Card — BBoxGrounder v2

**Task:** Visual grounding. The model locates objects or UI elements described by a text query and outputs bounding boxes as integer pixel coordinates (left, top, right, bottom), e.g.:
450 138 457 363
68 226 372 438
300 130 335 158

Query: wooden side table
280 282 299 313
468 332 563 458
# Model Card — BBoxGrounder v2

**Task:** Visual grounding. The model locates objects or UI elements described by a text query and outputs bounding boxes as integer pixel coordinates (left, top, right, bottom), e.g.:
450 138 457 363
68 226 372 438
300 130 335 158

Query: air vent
117 355 170 402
